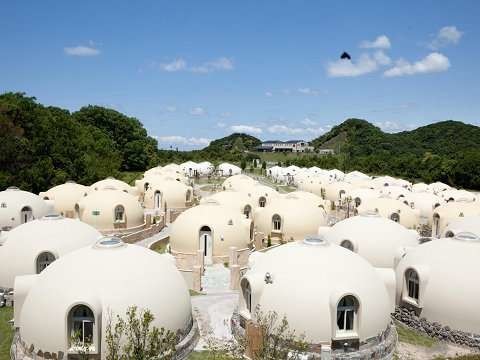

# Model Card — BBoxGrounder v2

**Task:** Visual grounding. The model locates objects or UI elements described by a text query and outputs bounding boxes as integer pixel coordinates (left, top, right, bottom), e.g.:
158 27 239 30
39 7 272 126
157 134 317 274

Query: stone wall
393 306 480 349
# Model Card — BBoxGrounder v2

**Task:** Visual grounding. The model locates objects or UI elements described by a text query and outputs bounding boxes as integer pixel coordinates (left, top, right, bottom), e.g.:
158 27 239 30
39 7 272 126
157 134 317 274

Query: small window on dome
0 203 6 208
390 213 400 223
340 239 354 251
272 214 281 231
259 196 266 208
445 231 454 238
69 305 95 348
36 251 56 273
405 269 420 302
114 205 125 222
336 295 358 334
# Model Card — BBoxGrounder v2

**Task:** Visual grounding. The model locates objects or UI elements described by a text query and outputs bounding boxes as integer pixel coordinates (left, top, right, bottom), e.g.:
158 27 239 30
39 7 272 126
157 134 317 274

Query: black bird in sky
340 52 351 60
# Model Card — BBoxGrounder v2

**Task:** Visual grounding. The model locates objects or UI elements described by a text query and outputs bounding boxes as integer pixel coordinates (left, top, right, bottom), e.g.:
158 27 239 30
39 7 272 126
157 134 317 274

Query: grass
254 151 318 164
189 289 204 296
150 240 168 254
395 321 437 348
0 307 14 360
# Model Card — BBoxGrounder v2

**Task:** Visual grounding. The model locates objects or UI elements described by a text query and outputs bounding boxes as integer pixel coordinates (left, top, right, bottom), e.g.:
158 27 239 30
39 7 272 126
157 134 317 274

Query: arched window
337 296 358 333
259 197 266 208
445 230 454 238
243 205 252 219
241 279 252 312
272 214 281 231
354 197 361 207
69 305 95 347
36 252 56 273
114 205 125 222
20 206 33 224
154 191 162 209
340 239 354 251
390 213 400 223
144 182 149 191
406 269 420 301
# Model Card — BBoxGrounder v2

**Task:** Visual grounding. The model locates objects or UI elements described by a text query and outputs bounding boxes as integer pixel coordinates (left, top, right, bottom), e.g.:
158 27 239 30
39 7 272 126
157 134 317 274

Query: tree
240 159 247 171
105 306 177 360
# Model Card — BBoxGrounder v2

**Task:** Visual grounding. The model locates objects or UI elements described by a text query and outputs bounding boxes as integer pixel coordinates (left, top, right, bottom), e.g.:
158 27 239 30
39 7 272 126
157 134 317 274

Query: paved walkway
191 291 239 350
133 224 170 248
201 263 230 293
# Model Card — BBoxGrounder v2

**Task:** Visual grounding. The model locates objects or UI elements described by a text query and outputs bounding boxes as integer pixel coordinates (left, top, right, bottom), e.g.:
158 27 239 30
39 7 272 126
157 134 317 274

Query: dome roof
90 178 138 196
200 190 254 216
143 178 192 209
76 189 144 231
241 239 392 343
222 174 255 190
15 237 193 354
169 202 252 255
218 163 242 176
253 196 328 241
39 182 89 217
0 188 53 230
0 215 101 288
396 234 480 333
432 202 480 237
443 216 480 237
321 214 419 268
322 181 354 202
357 197 420 229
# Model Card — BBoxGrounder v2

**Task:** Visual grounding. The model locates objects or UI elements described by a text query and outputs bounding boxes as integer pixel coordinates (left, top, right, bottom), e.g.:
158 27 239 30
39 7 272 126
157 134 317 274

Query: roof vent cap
94 236 126 249
454 232 480 242
303 235 329 246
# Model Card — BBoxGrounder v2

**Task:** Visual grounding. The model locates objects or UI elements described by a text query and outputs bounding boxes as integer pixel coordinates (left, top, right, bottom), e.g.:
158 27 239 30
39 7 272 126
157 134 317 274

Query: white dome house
319 214 420 268
13 237 197 359
39 181 89 218
395 233 480 335
0 215 101 288
234 237 396 358
0 187 53 232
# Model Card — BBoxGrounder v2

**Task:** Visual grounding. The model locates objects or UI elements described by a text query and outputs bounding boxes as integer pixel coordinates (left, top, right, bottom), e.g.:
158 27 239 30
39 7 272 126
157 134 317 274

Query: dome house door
199 226 213 265
20 206 33 224
154 191 162 209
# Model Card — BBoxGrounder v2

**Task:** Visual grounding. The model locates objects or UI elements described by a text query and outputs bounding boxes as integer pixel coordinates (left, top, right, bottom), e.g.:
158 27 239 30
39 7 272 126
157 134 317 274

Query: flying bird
340 52 351 60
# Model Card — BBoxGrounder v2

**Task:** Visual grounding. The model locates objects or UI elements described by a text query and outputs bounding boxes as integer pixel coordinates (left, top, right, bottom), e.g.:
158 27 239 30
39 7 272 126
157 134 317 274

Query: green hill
309 118 480 188
203 133 261 153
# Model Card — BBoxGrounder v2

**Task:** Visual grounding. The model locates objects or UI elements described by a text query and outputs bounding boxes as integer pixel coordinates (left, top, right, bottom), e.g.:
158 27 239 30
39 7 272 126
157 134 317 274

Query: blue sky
2 1 480 149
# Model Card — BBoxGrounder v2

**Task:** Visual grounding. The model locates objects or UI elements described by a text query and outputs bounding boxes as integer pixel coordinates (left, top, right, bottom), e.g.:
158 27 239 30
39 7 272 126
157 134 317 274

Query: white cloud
158 57 234 73
156 135 211 146
265 91 273 97
64 45 100 56
429 26 463 49
190 57 234 73
327 53 380 77
267 125 304 135
374 121 402 132
305 127 325 135
230 125 263 135
360 35 391 49
189 107 206 116
159 58 187 72
301 117 317 126
297 88 319 96
216 122 226 128
384 52 450 77
373 50 391 66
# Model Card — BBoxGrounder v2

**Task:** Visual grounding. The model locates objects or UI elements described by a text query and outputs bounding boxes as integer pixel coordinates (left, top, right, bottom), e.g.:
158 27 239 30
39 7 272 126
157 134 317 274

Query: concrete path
201 263 230 293
191 291 239 350
133 224 170 248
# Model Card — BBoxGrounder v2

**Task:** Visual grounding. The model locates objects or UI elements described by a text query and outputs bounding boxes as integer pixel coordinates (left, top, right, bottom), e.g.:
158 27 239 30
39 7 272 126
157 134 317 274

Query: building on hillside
233 237 396 358
256 140 313 153
13 236 197 360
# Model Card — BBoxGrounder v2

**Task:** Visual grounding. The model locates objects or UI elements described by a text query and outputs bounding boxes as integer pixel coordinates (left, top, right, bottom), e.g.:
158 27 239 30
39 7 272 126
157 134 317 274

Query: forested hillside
1 93 479 192
0 93 159 192
308 119 480 188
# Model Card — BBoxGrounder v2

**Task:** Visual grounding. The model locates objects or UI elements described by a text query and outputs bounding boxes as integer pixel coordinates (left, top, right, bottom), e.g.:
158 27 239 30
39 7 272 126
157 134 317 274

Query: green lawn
150 240 168 254
255 151 318 164
189 290 204 296
395 321 437 348
117 171 143 186
0 307 14 360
